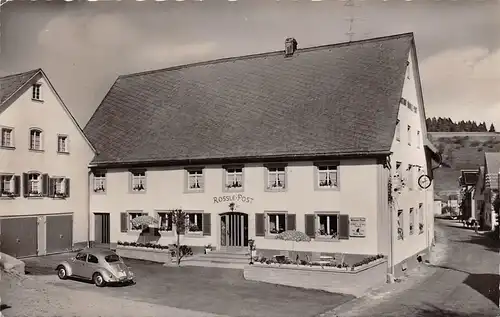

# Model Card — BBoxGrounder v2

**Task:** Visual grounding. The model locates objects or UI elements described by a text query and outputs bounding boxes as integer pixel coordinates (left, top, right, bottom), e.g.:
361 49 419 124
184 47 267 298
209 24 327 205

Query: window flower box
94 185 105 193
1 191 15 197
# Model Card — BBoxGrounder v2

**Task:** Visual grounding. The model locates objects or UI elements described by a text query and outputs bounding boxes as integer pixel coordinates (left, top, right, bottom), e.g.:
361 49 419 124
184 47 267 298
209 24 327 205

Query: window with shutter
255 213 265 237
186 212 203 234
266 212 287 234
186 168 204 191
0 174 14 197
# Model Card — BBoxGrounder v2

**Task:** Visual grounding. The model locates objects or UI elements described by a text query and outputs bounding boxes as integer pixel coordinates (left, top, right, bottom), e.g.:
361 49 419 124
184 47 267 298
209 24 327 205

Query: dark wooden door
0 217 38 258
94 213 110 244
46 214 73 254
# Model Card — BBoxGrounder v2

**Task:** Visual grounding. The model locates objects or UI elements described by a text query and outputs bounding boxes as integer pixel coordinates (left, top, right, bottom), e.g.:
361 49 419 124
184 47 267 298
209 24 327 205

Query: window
0 174 16 196
417 166 423 190
32 83 42 100
407 125 411 146
225 167 243 190
75 253 87 262
105 254 121 263
416 131 421 148
57 135 68 153
87 254 99 264
158 212 173 232
187 169 204 191
93 171 106 193
28 173 41 196
395 119 400 141
187 213 203 232
130 170 146 192
29 129 42 150
409 208 415 235
397 210 404 240
266 166 286 190
1 127 13 147
316 214 339 239
50 177 68 197
407 164 413 191
395 161 402 184
128 212 147 231
419 203 424 234
317 164 338 188
267 213 286 234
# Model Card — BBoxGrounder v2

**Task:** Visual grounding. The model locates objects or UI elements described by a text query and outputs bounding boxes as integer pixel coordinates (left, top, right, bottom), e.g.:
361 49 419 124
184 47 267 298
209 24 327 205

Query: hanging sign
213 194 254 204
349 217 366 237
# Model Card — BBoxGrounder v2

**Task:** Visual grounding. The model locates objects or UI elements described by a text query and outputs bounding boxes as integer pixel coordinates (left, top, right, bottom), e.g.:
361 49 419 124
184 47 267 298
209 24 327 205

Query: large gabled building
84 32 440 276
0 69 96 257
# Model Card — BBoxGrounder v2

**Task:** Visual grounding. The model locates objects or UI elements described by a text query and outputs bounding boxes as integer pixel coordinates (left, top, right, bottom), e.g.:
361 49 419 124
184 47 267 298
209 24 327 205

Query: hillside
428 132 500 194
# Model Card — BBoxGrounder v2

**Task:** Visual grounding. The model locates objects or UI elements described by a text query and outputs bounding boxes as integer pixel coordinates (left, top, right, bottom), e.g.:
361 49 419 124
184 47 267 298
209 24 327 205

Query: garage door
0 217 38 258
46 214 73 254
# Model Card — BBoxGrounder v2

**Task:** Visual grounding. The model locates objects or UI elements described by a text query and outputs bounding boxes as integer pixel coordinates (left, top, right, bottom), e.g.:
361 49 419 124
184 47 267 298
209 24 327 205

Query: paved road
325 219 500 317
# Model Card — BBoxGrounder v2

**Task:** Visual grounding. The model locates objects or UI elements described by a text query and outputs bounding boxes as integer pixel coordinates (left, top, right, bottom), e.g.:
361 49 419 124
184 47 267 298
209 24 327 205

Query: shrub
117 240 169 250
352 254 384 268
470 141 480 147
170 244 193 261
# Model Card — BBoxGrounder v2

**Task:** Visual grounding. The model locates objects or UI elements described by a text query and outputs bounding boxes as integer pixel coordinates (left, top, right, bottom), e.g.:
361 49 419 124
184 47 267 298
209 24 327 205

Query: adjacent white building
0 69 95 257
84 33 440 276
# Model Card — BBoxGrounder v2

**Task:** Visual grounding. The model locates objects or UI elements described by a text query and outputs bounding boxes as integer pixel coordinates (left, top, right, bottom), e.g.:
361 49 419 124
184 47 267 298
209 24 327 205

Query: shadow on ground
452 232 500 253
0 304 12 311
414 303 493 317
429 264 499 307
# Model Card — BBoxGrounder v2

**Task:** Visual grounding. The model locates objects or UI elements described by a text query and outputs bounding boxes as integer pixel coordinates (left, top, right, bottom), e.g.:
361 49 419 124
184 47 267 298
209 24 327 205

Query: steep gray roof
0 69 40 105
84 33 416 166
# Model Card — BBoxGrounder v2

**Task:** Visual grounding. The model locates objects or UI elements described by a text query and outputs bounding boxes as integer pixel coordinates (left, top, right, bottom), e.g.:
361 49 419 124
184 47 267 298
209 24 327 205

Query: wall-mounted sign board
350 217 366 237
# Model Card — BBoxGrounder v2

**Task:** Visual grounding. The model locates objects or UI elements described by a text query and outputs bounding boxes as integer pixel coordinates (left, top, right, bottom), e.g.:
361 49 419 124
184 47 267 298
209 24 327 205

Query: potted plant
94 185 105 192
204 244 212 254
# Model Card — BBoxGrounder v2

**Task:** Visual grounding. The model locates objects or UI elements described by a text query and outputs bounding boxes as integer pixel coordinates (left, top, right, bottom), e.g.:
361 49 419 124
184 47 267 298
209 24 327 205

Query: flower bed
253 254 384 272
116 241 172 263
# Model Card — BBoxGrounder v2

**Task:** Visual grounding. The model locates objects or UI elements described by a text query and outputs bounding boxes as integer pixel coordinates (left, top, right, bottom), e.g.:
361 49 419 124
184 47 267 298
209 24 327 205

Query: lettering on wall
213 194 254 204
349 217 366 237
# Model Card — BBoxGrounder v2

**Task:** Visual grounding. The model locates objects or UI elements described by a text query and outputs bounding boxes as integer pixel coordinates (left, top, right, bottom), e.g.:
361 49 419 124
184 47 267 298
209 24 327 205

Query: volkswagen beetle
55 248 135 287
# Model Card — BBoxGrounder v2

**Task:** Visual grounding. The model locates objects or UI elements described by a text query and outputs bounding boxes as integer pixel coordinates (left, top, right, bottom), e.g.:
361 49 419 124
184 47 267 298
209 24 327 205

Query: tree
170 209 193 266
489 123 496 132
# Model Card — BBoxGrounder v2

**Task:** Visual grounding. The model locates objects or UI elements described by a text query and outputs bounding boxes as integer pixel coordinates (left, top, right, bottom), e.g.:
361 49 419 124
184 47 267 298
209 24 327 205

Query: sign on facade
213 194 254 204
349 217 366 237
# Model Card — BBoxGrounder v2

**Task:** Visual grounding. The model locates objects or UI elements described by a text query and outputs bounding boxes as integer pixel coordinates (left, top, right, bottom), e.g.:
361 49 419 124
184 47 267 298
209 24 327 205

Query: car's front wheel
93 273 106 287
57 266 67 280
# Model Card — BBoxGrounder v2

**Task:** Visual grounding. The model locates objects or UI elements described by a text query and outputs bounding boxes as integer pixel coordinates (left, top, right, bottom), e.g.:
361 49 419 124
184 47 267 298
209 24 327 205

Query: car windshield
104 254 121 263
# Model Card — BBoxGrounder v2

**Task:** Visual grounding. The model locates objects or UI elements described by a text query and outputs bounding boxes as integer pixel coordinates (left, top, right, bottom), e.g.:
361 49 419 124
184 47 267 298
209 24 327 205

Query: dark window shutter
255 213 265 237
203 213 211 236
65 178 70 197
48 178 55 197
287 214 296 231
0 176 4 194
42 173 49 196
338 215 350 239
22 173 28 197
14 175 21 197
120 213 128 232
305 214 316 238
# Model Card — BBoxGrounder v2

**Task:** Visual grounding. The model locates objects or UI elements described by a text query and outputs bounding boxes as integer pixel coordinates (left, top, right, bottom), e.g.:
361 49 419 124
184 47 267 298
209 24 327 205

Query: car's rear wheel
93 273 106 287
57 266 67 280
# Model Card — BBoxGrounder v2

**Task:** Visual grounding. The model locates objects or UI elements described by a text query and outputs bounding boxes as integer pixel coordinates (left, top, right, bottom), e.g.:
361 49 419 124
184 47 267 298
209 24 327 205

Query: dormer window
32 83 42 101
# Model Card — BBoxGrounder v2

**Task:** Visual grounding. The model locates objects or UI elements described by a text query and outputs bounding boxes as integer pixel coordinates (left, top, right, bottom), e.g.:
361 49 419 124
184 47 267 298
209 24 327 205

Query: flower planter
116 245 172 264
244 258 387 297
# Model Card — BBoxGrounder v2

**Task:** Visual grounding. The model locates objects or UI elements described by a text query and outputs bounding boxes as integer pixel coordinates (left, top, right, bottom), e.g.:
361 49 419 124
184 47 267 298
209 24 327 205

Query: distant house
459 169 479 220
475 153 500 230
0 69 96 258
84 32 440 277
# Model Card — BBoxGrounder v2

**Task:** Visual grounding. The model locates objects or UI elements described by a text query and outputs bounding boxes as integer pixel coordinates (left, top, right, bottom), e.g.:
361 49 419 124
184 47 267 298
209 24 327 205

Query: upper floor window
407 125 411 146
407 164 414 191
32 83 42 101
418 203 424 234
397 210 404 240
395 120 400 141
409 208 415 235
130 170 146 192
224 166 243 191
57 135 69 153
416 131 421 148
0 174 20 197
266 165 286 190
1 127 13 148
187 168 204 191
49 177 69 198
29 129 43 151
93 171 106 193
316 164 338 189
24 172 46 197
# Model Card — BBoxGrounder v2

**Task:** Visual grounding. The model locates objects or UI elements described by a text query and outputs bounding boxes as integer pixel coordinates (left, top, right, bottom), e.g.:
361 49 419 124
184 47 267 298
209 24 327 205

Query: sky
0 0 499 129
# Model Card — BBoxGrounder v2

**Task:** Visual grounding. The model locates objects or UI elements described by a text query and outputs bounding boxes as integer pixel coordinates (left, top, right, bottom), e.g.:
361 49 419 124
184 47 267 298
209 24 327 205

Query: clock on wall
418 174 432 189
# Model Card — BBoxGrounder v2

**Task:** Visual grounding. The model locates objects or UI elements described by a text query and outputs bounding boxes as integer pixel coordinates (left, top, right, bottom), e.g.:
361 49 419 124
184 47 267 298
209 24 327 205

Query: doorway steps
180 250 251 269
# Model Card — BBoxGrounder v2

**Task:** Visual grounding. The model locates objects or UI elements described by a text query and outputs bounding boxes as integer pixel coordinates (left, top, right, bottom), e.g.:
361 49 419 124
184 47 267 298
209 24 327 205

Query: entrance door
94 213 110 245
220 212 248 250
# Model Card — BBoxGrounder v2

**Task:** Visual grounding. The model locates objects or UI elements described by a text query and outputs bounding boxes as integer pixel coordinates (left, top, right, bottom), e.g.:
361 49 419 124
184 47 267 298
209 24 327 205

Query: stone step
185 256 251 264
201 252 250 260
180 260 247 270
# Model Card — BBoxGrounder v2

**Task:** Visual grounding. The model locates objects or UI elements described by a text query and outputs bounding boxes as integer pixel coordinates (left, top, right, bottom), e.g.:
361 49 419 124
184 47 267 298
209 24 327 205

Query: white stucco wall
388 49 434 266
0 76 94 251
91 158 381 255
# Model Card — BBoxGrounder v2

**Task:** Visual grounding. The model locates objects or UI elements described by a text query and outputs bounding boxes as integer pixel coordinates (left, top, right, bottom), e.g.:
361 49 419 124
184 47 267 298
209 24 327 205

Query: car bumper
106 275 134 283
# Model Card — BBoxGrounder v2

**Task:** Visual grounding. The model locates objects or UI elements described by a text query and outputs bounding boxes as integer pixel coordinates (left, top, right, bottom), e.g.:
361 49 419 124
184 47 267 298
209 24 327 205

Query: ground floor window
129 212 147 231
317 214 339 238
158 212 173 232
267 213 286 234
409 208 415 235
397 210 404 240
187 213 203 232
